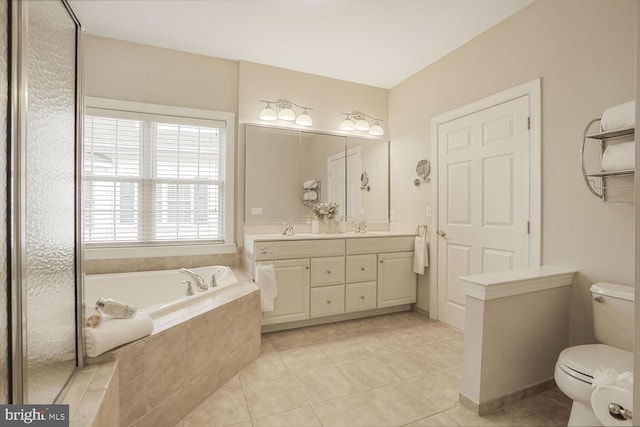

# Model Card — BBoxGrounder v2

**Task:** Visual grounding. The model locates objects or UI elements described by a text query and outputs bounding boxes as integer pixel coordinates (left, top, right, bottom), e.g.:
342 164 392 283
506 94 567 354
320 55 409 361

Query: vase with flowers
312 201 340 234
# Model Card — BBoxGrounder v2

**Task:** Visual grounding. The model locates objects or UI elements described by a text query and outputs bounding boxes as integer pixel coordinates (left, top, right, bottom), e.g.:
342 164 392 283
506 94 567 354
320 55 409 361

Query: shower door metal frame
8 0 84 404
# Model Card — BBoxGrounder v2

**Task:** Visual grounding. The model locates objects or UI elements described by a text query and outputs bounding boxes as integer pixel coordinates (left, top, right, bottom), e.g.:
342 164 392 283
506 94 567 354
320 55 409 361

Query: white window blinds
84 109 227 245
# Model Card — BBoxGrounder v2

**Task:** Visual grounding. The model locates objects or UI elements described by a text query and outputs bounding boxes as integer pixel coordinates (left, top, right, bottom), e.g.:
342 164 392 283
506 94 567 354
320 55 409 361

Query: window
83 98 235 251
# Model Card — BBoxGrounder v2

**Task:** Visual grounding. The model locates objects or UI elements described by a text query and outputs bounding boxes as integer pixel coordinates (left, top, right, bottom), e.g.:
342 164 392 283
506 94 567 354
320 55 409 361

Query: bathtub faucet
178 268 208 292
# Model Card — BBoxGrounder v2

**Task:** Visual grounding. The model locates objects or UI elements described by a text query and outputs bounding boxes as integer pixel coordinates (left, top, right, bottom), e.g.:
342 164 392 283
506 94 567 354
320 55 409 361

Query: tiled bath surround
80 269 260 426
85 251 242 275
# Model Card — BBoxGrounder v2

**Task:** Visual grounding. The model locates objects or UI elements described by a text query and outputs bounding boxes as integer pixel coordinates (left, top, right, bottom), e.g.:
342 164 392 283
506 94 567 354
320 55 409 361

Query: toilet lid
558 344 633 383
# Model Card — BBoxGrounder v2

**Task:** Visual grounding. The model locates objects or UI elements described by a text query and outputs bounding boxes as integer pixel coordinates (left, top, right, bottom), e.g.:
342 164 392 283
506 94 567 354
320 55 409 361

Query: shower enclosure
0 0 84 404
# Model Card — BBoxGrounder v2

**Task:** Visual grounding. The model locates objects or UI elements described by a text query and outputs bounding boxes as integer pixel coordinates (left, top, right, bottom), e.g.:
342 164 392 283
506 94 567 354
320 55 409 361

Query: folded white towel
255 263 278 311
601 100 635 131
85 312 153 357
303 180 319 190
85 307 103 328
602 141 635 172
413 236 428 275
303 190 318 201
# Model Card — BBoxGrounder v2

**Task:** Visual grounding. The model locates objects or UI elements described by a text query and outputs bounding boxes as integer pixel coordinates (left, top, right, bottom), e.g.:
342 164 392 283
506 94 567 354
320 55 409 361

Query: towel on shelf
413 235 428 275
303 190 318 201
601 100 635 131
601 141 635 172
85 306 103 328
256 263 278 311
85 312 153 357
303 180 319 190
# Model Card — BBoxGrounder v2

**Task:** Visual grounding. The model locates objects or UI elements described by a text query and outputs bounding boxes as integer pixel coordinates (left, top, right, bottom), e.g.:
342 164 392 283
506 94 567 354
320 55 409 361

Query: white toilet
554 282 634 426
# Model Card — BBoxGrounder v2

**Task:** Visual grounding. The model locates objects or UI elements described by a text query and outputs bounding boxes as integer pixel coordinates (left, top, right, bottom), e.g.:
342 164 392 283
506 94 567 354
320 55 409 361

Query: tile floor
178 312 571 426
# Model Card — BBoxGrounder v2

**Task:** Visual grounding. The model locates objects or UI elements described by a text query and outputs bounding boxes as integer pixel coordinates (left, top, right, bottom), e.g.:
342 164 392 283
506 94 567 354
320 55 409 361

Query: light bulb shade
278 108 296 121
355 119 370 131
296 113 313 126
259 107 277 121
369 123 384 136
339 118 355 131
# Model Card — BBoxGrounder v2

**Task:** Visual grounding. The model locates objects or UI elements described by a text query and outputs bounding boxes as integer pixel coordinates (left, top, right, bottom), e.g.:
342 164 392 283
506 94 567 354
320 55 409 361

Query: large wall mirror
245 124 389 223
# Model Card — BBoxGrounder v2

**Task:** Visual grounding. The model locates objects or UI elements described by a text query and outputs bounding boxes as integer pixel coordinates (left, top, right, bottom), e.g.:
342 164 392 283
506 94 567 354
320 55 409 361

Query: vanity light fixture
339 111 384 136
259 99 314 126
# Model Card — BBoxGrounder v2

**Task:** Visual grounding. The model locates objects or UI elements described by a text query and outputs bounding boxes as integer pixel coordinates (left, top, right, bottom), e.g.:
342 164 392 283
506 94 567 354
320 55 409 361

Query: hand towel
84 312 153 357
303 180 319 190
255 263 278 311
601 100 635 131
85 307 103 328
303 190 318 201
601 141 635 172
413 235 428 275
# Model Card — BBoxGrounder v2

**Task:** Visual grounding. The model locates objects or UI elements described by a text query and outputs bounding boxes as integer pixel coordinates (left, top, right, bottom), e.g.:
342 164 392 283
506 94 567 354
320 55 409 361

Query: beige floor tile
293 365 359 403
265 329 316 351
242 375 308 419
365 381 441 426
239 352 288 384
320 337 373 364
412 339 464 369
338 357 401 390
182 385 250 427
444 404 516 426
405 412 461 426
252 406 321 427
352 333 409 355
220 374 241 389
540 387 572 408
312 391 393 427
227 422 253 427
375 350 440 379
279 345 334 373
503 393 570 426
398 369 461 412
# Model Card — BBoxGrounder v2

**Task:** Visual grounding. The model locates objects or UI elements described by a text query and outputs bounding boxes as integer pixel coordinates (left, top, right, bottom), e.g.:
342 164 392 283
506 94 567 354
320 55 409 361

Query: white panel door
437 96 530 331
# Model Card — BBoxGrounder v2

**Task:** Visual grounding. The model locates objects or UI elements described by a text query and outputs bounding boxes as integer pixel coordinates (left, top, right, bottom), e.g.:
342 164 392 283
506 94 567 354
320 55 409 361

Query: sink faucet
179 268 208 292
353 221 367 233
282 222 295 235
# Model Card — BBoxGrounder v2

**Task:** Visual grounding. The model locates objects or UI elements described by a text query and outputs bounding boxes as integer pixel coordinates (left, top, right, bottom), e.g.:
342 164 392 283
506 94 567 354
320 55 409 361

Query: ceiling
69 0 533 89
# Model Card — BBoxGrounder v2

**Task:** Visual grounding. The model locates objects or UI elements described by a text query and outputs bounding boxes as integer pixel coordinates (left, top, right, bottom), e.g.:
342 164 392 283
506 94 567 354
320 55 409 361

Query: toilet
554 282 634 426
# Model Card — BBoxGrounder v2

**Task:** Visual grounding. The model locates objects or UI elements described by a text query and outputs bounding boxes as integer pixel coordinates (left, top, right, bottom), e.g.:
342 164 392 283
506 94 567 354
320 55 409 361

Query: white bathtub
84 265 238 318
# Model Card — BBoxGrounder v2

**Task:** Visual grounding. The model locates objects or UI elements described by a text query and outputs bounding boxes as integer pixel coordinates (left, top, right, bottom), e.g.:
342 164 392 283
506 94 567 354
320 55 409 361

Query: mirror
245 124 389 223
414 159 431 186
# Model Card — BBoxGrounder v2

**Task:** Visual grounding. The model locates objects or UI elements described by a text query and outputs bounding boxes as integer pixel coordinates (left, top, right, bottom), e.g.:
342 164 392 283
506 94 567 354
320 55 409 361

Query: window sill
84 244 237 260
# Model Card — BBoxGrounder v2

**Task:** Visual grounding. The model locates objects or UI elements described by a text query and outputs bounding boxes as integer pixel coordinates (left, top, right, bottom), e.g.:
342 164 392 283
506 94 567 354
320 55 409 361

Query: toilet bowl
555 344 633 426
554 282 634 427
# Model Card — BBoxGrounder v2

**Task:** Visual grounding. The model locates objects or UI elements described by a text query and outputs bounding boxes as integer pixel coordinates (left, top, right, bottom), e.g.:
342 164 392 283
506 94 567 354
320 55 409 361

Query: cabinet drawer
311 256 345 287
254 239 345 259
345 282 377 313
346 236 414 254
310 285 345 318
346 255 377 283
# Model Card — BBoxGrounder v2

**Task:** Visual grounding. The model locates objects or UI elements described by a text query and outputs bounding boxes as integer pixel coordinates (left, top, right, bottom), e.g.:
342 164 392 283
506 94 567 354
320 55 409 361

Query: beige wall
389 0 636 344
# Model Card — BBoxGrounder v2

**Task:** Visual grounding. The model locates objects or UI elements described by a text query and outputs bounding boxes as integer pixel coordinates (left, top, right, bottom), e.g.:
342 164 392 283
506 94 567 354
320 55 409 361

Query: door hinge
526 221 530 234
527 117 531 130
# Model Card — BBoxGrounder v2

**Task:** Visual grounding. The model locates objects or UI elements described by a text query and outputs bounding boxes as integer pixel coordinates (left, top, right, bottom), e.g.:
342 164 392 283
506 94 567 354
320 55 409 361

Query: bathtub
84 265 238 318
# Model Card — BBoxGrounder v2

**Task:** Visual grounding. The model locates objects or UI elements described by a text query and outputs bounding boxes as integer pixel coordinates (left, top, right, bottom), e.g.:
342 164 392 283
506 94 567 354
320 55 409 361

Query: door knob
437 230 447 237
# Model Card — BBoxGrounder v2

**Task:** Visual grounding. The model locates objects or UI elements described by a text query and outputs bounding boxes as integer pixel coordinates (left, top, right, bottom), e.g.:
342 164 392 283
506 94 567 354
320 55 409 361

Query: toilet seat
558 344 633 384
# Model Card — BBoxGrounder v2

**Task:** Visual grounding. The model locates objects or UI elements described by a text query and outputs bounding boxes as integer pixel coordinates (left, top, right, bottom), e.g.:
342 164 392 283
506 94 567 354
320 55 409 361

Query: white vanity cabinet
245 233 417 330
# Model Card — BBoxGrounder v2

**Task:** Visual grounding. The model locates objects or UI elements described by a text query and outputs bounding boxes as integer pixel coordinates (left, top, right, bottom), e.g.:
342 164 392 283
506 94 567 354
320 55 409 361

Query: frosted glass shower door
24 0 78 403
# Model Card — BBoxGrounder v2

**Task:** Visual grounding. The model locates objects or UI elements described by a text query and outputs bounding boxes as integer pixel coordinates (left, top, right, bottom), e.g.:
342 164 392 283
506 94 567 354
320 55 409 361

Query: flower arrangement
312 201 340 220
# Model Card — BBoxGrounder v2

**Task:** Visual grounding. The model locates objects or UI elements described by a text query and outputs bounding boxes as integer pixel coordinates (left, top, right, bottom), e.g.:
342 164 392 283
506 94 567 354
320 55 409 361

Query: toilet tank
591 282 634 352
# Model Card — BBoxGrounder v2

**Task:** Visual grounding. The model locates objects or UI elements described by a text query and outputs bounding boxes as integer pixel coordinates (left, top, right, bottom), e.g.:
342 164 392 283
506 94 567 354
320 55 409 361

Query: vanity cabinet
261 259 310 326
377 252 416 308
246 233 416 329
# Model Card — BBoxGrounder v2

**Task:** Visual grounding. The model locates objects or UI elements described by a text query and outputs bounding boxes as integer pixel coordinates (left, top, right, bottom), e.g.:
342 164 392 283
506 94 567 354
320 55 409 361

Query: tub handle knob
210 273 219 288
360 267 365 271
360 296 365 300
326 270 331 274
182 280 195 296
326 300 332 304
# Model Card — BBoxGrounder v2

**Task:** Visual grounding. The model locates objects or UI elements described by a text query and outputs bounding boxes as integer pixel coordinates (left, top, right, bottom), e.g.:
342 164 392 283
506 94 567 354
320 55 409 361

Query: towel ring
254 247 276 264
415 224 428 237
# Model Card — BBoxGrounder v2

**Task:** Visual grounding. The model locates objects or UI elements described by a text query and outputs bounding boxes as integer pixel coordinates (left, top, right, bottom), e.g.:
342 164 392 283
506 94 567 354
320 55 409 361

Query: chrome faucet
179 268 208 292
282 222 295 235
182 280 195 296
210 272 219 288
353 221 367 233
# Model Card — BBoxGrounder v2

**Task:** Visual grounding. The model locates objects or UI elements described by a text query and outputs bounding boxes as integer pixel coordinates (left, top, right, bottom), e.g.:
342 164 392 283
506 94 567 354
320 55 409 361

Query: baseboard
460 378 557 415
411 304 429 317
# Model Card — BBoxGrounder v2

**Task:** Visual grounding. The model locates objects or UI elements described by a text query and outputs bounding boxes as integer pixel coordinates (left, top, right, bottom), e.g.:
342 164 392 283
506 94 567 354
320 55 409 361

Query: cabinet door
377 252 417 308
311 256 345 287
262 259 310 325
310 285 345 318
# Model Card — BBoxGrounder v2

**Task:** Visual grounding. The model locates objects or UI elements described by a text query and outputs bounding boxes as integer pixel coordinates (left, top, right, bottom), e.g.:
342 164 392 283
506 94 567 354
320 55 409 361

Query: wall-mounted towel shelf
580 118 635 203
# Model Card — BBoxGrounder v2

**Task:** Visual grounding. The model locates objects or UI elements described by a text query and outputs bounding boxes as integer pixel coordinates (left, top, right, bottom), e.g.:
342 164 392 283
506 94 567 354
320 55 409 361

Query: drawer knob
326 270 331 274
360 267 365 271
326 300 332 304
305 266 310 270
360 296 365 300
379 260 384 264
